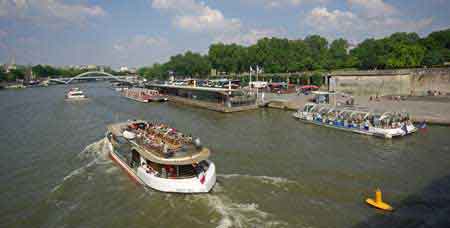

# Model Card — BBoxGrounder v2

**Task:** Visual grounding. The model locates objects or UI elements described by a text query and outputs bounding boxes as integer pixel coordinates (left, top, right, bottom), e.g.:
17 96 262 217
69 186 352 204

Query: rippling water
1 83 450 228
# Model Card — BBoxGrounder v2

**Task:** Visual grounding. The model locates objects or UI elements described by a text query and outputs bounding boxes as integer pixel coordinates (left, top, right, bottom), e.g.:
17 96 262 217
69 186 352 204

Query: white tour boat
106 120 216 193
293 103 417 138
65 88 87 100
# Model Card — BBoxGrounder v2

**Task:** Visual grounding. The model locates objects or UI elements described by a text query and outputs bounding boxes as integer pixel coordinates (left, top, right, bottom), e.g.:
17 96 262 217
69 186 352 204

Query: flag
257 65 263 74
419 121 427 133
200 174 205 184
250 66 254 73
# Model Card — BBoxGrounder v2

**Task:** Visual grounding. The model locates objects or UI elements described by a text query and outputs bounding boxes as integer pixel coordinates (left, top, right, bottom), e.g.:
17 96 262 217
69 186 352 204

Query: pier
146 84 258 113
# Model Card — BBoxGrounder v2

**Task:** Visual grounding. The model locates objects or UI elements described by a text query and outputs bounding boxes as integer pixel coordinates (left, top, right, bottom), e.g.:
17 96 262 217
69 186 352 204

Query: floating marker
366 188 393 211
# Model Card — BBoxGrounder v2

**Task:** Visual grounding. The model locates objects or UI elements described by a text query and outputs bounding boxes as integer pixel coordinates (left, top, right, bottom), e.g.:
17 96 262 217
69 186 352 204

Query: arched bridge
49 71 135 84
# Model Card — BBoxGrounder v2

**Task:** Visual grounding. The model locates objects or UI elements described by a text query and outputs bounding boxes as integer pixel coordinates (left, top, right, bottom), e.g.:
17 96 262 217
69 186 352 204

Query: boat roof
303 103 411 118
107 121 210 165
148 83 239 92
312 91 335 95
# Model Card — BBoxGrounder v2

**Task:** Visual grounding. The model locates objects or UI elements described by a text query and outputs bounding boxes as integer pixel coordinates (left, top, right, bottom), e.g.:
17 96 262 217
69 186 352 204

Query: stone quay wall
329 68 450 96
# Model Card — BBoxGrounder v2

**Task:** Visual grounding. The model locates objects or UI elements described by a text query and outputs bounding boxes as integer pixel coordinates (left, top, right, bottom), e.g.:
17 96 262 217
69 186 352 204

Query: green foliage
310 72 324 86
329 39 350 69
9 69 25 80
208 43 248 73
166 51 211 77
0 68 5 81
386 44 425 68
32 64 60 77
420 29 450 66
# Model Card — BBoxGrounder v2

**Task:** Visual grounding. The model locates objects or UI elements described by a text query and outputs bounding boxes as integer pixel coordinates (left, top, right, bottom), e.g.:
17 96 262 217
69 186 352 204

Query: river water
1 83 450 228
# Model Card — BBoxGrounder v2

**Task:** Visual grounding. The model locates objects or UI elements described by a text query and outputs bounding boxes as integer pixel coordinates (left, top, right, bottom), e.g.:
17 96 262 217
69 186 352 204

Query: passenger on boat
364 120 370 130
164 165 176 178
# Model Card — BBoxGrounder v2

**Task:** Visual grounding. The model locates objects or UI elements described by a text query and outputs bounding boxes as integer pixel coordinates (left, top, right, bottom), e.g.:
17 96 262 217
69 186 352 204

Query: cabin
146 84 258 112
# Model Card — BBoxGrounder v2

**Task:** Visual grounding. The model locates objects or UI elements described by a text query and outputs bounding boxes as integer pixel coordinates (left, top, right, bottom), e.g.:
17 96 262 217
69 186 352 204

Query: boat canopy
107 121 210 165
301 104 412 128
135 145 210 166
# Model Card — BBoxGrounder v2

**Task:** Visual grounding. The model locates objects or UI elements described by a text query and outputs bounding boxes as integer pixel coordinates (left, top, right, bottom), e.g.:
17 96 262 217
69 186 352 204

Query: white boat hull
65 95 88 101
106 139 216 193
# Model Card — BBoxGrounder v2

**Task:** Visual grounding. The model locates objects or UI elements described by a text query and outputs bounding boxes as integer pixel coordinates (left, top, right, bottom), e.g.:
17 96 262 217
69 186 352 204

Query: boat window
115 135 128 144
304 105 312 112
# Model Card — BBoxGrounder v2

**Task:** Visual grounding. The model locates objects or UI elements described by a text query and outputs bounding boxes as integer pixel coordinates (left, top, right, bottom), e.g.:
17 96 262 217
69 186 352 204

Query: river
1 83 450 228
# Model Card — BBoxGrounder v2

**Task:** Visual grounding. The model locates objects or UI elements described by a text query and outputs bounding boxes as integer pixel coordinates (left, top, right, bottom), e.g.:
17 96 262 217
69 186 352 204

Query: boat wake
180 174 297 228
189 194 288 228
52 138 112 192
218 173 297 188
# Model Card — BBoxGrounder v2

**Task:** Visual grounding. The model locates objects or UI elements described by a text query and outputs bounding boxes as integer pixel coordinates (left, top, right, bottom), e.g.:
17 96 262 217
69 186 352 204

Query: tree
386 44 425 68
329 38 349 69
310 72 324 86
420 29 450 66
9 69 25 80
351 39 379 69
304 35 329 70
137 28 450 76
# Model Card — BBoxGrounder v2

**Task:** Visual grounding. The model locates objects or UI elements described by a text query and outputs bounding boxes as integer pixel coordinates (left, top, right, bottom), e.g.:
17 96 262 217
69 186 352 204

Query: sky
0 0 449 68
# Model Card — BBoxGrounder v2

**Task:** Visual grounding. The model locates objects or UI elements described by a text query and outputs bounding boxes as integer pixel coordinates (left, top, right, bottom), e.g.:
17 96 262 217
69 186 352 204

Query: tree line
138 29 450 80
0 65 125 82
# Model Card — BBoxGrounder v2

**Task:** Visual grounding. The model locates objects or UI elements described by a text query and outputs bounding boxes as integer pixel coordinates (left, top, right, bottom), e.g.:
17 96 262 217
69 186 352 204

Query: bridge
49 71 137 84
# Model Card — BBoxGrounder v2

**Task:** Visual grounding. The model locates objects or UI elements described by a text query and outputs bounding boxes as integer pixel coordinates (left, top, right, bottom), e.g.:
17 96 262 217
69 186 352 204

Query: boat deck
107 121 210 165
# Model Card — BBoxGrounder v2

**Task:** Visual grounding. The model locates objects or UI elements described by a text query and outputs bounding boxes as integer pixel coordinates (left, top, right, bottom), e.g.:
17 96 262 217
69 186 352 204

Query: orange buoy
365 188 393 211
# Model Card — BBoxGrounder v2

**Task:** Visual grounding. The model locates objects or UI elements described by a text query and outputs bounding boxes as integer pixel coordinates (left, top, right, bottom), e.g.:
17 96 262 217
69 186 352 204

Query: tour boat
293 103 417 138
121 88 168 103
105 120 216 193
65 88 87 100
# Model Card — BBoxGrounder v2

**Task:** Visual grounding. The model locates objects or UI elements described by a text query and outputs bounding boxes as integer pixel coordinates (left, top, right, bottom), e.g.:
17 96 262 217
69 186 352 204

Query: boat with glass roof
293 103 417 138
105 120 216 193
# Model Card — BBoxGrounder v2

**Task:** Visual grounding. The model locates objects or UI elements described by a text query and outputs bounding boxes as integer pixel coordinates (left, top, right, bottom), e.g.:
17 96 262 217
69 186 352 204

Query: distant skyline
0 0 449 68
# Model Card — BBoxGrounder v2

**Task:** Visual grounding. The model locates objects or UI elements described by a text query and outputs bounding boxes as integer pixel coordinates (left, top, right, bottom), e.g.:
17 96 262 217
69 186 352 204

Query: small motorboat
65 88 88 100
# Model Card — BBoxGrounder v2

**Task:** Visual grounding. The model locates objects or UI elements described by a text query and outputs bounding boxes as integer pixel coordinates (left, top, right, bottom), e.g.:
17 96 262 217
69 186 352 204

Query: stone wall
410 68 450 96
329 68 450 96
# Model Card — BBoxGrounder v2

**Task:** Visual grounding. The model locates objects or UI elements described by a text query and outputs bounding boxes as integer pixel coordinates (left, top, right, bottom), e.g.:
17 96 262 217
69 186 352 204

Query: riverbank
261 93 450 126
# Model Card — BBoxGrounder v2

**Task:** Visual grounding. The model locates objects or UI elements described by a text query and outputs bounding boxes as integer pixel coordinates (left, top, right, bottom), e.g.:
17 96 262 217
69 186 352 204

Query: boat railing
303 104 413 130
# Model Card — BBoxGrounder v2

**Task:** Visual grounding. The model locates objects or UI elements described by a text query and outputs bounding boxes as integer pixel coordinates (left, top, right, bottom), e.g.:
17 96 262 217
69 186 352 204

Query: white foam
52 138 112 193
218 173 296 186
199 194 286 228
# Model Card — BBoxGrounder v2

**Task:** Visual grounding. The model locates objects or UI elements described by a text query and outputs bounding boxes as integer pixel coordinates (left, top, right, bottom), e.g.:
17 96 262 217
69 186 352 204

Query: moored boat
65 88 88 100
121 88 168 103
293 103 417 138
105 120 216 193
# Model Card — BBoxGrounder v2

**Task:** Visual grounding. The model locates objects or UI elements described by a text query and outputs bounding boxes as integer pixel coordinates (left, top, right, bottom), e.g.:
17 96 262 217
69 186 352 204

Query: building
147 84 258 113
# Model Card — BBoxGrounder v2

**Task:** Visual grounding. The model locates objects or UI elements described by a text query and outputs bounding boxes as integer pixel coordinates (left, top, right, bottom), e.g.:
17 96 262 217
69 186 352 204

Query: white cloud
215 28 281 45
0 0 106 24
347 0 396 18
304 6 433 41
151 0 241 33
244 0 328 8
151 0 283 46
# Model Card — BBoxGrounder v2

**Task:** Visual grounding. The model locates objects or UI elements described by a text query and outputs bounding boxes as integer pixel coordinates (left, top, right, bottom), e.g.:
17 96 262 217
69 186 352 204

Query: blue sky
0 0 449 68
